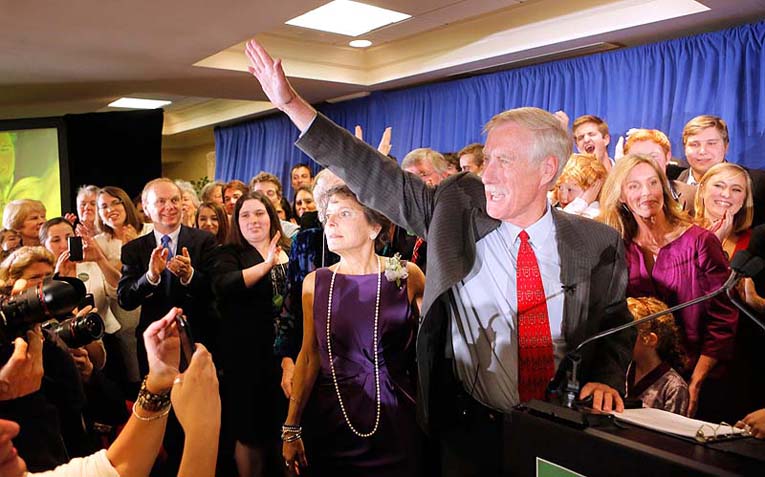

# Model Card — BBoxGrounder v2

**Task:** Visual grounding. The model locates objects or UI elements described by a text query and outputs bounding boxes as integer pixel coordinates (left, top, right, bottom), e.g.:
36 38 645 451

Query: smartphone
68 236 83 262
175 313 195 372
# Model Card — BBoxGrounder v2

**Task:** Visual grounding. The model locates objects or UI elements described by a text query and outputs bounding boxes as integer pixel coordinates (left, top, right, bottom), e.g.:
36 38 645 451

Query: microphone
547 267 746 409
724 246 765 334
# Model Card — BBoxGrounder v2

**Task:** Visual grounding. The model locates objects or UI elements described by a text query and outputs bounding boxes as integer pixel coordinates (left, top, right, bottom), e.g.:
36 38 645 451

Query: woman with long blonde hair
599 154 737 421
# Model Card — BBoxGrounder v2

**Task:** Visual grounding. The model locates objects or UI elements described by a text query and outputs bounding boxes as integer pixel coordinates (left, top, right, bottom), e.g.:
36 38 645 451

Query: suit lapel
552 209 590 339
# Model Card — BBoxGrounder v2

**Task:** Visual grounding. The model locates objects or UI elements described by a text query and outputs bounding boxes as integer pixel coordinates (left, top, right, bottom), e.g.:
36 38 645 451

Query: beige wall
162 143 216 182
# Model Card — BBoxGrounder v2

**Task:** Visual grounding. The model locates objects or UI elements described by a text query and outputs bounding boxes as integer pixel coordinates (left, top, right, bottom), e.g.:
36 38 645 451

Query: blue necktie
160 235 174 294
161 235 174 261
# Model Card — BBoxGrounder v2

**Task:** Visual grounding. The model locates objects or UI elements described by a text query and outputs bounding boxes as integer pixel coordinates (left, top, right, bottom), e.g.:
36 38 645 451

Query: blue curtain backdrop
216 21 765 199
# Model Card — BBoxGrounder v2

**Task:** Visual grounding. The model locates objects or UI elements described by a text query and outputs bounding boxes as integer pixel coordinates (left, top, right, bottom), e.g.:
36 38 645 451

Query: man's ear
541 156 559 187
603 133 611 147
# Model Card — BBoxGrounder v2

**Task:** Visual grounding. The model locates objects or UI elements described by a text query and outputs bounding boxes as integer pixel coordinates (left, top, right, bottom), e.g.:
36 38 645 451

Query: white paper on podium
614 408 748 441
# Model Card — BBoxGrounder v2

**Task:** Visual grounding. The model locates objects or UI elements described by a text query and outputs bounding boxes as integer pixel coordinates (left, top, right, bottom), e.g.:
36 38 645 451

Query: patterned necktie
160 234 174 261
516 230 555 402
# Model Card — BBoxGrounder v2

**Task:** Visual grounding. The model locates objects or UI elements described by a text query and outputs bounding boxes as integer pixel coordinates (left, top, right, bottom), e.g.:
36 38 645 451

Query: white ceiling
1 0 764 143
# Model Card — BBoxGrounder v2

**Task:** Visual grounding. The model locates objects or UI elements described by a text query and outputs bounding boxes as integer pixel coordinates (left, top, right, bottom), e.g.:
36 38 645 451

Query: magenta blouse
625 225 738 368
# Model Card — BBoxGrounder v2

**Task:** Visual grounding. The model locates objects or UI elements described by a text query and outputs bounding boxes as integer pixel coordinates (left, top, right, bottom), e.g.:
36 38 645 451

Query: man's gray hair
401 148 448 174
484 107 572 182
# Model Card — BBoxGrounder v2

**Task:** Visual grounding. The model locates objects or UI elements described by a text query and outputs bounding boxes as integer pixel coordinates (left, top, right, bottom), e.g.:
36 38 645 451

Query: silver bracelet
132 400 171 421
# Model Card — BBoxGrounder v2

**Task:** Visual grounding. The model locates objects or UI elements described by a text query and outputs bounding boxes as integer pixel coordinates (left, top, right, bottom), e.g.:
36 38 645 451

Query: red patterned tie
516 230 555 402
411 237 425 264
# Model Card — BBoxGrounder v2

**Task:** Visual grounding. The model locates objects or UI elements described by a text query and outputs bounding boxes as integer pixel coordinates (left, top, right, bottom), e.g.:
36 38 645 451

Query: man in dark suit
245 40 634 476
118 178 218 375
677 114 765 227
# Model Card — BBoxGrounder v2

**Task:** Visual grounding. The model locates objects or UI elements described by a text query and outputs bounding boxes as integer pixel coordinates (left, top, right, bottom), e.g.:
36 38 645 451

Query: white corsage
384 253 408 288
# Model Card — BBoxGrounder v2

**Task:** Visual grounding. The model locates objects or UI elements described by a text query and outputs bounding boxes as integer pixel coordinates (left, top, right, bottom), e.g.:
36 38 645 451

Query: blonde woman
599 154 737 419
2 199 45 246
553 153 607 218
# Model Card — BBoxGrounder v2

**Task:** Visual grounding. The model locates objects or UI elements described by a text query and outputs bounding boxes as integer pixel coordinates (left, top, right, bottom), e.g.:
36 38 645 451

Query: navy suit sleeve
117 238 155 311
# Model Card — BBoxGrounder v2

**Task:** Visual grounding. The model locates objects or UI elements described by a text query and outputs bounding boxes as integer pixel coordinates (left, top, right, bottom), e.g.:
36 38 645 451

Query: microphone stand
547 271 742 410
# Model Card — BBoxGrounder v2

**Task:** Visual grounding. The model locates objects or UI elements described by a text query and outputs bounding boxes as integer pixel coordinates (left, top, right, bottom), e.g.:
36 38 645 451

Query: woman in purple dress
599 154 737 420
282 185 425 476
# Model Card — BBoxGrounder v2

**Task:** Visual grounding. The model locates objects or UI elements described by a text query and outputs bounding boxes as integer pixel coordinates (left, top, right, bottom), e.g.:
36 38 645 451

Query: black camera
0 277 101 347
42 312 105 349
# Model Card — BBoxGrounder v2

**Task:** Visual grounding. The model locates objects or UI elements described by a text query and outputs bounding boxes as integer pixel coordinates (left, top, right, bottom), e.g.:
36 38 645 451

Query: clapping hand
148 245 170 282
167 247 193 283
265 232 283 269
709 209 734 243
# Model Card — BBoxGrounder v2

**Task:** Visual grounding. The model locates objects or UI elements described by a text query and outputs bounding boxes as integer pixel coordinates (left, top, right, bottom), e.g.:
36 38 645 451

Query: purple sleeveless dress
309 267 422 476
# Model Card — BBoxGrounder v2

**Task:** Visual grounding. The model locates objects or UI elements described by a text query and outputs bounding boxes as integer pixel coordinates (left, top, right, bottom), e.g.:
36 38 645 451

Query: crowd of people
0 38 763 476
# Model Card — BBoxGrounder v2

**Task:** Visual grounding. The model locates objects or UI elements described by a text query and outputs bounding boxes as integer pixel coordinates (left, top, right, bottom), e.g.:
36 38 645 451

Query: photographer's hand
0 326 44 401
69 348 94 383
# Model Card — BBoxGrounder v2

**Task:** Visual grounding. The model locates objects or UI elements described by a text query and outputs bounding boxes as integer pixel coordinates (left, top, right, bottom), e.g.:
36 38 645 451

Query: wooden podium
505 402 765 477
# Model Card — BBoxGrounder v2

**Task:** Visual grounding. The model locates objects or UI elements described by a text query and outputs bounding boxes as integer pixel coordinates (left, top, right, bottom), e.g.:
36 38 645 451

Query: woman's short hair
200 181 224 203
598 154 691 241
320 185 391 248
0 246 55 283
175 180 201 208
39 217 74 244
227 191 291 250
694 163 753 235
97 186 144 238
2 199 46 232
195 201 230 245
76 185 100 203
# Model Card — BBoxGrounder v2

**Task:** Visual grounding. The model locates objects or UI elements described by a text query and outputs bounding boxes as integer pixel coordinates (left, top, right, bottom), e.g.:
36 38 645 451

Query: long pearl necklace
326 257 382 438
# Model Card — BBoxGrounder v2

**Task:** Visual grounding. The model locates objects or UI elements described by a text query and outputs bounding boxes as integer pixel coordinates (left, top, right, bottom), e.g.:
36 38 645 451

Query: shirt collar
153 225 181 246
500 202 555 249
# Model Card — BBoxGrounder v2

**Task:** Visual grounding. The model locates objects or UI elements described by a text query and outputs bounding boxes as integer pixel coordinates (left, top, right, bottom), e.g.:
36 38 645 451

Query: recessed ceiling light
349 39 372 48
286 0 410 37
108 97 172 109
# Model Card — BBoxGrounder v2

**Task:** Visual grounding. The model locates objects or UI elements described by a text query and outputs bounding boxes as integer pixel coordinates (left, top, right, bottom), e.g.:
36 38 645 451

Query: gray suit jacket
297 114 634 431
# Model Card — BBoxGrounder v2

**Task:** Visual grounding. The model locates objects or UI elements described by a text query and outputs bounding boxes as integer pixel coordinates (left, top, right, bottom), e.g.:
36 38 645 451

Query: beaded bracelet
135 376 171 412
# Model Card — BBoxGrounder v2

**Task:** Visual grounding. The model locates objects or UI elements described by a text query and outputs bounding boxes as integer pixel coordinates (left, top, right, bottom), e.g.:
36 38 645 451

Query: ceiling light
108 97 172 109
349 39 372 48
285 0 410 37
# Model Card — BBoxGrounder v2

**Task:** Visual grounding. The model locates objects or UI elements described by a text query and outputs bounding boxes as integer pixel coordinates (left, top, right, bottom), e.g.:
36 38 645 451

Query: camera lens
53 312 105 349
